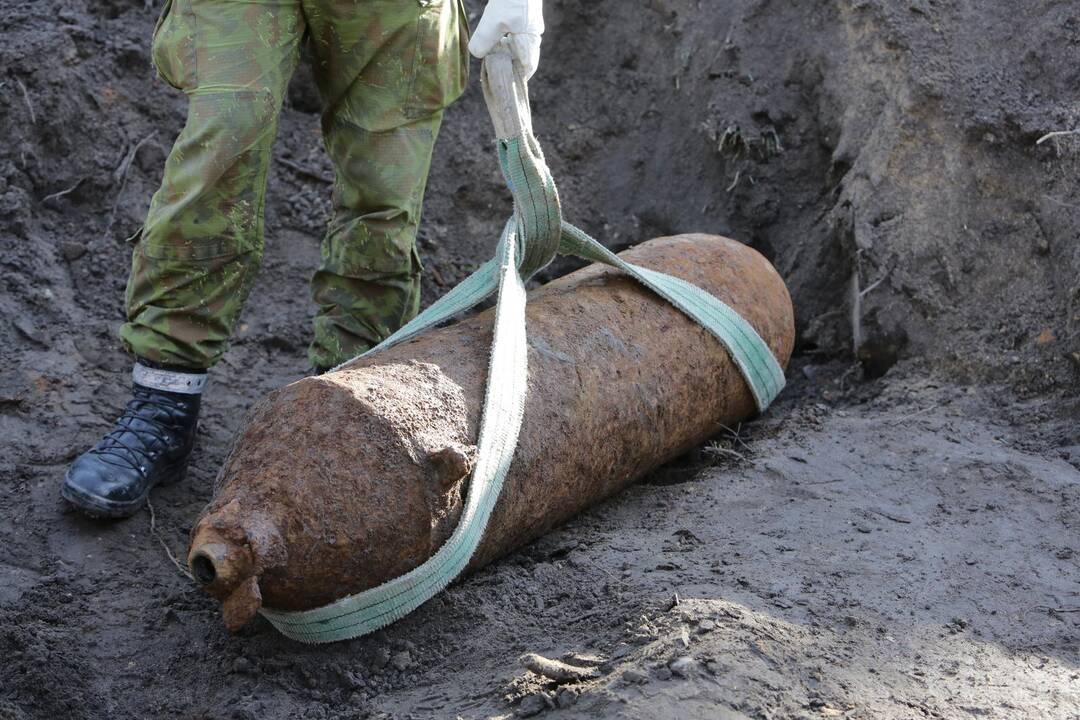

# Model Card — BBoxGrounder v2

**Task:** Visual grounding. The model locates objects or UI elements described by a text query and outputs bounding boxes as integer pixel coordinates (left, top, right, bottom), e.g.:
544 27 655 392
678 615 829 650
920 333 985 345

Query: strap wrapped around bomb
186 45 790 643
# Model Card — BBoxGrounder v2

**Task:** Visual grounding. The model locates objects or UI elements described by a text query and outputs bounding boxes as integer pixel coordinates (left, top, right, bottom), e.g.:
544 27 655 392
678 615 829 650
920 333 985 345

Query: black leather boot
62 362 206 518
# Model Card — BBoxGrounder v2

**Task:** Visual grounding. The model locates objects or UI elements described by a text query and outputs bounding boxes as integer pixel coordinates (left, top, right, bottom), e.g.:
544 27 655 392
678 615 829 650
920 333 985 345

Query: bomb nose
189 541 235 587
187 531 254 596
190 548 220 585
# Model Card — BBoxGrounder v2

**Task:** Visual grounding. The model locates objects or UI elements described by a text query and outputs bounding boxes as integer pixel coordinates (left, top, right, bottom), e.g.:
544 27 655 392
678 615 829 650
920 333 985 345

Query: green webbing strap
259 47 785 643
556 223 785 408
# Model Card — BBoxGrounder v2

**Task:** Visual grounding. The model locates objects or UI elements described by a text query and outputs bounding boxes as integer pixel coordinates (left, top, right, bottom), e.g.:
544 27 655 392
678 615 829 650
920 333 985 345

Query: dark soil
1 0 1077 718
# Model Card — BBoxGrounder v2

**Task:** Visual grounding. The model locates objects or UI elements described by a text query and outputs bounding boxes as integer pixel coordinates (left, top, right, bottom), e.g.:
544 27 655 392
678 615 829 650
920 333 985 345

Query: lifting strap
259 46 786 643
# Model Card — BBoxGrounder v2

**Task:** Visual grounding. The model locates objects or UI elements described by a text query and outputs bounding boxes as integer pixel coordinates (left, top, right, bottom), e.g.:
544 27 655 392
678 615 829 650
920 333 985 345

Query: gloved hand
468 0 544 80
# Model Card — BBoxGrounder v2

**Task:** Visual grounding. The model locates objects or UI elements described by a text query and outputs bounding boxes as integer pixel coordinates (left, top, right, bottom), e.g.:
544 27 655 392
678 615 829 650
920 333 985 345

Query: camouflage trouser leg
122 0 469 371
122 0 305 369
304 0 469 369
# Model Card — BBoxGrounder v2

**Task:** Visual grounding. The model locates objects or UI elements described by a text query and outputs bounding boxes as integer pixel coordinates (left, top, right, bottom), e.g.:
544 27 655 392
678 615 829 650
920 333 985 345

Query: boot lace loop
92 387 190 472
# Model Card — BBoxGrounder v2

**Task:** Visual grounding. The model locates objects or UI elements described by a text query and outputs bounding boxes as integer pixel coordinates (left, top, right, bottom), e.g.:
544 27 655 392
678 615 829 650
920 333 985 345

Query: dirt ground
1 0 1078 718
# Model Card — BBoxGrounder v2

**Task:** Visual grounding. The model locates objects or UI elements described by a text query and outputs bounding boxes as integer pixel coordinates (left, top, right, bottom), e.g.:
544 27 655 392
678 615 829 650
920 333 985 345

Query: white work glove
468 0 544 80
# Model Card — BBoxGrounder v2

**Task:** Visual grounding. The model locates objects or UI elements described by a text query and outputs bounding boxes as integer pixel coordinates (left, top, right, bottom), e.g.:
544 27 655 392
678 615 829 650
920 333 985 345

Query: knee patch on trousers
152 0 197 91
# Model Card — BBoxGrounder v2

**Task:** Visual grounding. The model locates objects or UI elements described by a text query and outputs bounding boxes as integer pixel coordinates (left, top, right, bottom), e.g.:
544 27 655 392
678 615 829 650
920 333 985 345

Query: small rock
909 0 931 15
1035 328 1056 346
13 317 46 346
60 241 86 261
391 650 413 672
343 669 366 689
555 687 578 708
675 626 690 649
673 528 703 545
1055 547 1074 560
623 668 648 684
230 657 254 674
946 617 968 633
371 647 391 670
669 656 697 678
517 692 549 717
654 666 673 681
298 669 318 689
697 618 716 633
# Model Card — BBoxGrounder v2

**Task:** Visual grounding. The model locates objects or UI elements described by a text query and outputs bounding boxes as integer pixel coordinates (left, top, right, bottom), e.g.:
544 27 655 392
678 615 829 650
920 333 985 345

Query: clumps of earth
0 0 1077 718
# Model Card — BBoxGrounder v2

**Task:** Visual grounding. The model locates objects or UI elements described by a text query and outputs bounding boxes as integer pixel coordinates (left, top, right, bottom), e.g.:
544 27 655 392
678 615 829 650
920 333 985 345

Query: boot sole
61 461 189 520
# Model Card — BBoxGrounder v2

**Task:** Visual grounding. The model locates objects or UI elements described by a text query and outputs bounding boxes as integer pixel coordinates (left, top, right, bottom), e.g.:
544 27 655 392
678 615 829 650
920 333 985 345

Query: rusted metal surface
188 234 795 628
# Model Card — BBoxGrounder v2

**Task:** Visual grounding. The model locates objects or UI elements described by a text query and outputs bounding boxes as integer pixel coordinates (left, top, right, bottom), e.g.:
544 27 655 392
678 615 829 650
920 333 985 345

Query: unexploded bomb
188 234 795 631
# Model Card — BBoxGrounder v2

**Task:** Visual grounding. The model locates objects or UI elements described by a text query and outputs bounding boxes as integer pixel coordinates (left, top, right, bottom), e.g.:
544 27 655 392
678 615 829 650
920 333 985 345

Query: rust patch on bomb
222 576 262 632
188 234 795 628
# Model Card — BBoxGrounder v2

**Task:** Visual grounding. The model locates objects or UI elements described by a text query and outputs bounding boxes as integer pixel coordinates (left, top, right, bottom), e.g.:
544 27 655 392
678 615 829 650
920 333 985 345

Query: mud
1 0 1078 718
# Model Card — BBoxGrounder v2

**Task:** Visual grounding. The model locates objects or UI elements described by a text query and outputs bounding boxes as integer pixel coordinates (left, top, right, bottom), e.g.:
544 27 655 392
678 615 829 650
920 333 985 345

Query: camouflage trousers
121 0 469 370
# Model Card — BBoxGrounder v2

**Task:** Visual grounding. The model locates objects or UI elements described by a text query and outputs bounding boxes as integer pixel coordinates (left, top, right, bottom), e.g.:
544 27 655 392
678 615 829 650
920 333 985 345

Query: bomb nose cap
187 529 255 595
188 532 265 630
190 544 224 585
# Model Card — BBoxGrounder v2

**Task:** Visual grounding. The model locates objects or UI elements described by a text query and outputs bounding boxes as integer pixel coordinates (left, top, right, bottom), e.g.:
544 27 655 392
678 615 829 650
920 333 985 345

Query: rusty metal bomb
188 234 795 631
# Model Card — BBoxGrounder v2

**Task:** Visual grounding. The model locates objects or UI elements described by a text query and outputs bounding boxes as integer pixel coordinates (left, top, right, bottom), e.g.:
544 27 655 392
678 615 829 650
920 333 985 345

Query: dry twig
41 177 86 204
704 444 748 462
725 168 741 192
16 78 36 124
113 133 156 185
1036 129 1080 145
888 404 938 426
147 499 194 581
104 133 156 237
860 270 889 297
1044 195 1080 210
868 508 913 524
277 156 334 184
850 268 863 354
850 252 889 355
717 423 753 452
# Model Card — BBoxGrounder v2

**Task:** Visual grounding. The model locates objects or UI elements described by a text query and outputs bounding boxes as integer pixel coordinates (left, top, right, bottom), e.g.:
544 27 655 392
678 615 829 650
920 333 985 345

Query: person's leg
121 0 305 370
64 0 304 518
304 0 470 369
